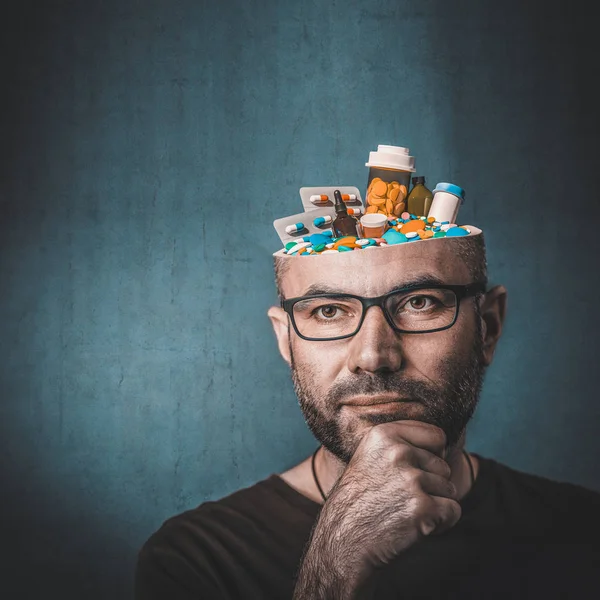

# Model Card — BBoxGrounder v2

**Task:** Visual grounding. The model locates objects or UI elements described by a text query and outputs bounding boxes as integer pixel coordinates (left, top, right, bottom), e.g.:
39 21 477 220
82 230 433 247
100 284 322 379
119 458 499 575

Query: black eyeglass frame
280 282 487 341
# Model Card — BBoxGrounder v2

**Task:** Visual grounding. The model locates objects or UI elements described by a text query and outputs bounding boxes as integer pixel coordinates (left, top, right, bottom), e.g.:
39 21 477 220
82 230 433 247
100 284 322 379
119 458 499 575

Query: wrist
293 520 375 599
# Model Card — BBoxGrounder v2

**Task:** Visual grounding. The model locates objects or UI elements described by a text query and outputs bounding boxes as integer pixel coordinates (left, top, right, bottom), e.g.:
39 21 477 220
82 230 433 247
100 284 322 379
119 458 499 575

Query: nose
345 304 404 374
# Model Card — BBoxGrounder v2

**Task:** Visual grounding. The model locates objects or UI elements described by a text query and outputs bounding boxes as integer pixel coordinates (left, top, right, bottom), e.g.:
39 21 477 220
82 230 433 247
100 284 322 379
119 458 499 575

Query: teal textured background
1 1 598 598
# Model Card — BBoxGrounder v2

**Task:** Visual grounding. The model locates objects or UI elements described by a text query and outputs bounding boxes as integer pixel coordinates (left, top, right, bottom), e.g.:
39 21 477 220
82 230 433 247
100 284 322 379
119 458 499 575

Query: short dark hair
273 233 488 299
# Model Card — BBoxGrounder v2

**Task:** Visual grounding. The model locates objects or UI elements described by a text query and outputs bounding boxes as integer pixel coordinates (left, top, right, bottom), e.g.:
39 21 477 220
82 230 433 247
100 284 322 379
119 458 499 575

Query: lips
342 395 416 407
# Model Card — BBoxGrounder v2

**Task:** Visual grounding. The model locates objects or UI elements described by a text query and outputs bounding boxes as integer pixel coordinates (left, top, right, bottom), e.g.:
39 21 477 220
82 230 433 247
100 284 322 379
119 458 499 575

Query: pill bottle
365 145 416 214
359 213 388 238
427 182 465 224
406 176 433 217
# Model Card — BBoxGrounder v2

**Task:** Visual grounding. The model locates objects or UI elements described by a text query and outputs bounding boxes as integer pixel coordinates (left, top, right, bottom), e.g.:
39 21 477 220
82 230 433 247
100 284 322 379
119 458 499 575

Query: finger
379 420 447 458
411 446 452 480
427 496 462 536
413 470 457 500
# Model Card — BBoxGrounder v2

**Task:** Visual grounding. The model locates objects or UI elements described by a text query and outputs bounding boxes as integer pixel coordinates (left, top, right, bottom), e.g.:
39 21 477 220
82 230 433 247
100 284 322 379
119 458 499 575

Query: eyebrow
299 275 448 297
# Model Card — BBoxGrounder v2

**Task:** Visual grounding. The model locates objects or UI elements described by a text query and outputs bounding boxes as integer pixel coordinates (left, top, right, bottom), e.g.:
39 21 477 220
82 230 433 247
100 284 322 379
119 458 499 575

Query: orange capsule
347 207 363 216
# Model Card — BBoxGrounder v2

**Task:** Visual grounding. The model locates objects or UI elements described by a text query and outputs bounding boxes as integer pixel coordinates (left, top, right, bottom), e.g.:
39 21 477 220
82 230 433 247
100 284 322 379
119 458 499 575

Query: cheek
404 313 477 372
292 340 345 384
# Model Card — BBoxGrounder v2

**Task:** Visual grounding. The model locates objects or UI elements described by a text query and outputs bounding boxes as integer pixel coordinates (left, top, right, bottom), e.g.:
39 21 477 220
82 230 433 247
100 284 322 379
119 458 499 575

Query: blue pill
313 216 333 227
309 233 332 246
382 229 408 245
286 222 305 234
446 227 469 237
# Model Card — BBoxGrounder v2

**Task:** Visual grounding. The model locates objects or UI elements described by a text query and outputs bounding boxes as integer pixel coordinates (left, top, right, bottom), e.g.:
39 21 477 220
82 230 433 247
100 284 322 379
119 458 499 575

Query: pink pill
401 212 410 220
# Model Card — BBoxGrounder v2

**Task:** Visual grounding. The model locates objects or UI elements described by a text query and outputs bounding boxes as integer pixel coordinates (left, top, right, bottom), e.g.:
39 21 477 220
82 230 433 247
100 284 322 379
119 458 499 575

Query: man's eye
404 295 437 311
317 305 339 318
410 296 429 309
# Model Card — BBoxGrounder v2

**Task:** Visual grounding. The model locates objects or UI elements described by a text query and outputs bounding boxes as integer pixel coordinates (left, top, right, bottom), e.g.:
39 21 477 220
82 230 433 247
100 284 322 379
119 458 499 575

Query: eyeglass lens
292 288 458 339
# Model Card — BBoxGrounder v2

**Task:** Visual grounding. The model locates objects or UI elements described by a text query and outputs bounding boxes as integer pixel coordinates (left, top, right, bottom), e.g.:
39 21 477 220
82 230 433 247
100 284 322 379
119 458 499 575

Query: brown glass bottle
332 189 359 237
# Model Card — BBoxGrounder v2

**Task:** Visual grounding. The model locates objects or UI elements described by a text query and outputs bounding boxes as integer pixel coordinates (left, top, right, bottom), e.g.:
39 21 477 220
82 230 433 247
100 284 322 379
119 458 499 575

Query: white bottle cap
365 145 416 172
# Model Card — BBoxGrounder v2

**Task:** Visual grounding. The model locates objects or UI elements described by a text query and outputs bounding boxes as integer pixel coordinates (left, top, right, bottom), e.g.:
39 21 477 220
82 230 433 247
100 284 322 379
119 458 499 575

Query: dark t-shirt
135 454 600 599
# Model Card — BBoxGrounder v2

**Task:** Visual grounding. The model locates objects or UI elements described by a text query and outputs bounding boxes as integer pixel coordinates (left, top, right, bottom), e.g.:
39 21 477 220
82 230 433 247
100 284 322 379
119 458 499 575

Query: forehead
280 239 472 298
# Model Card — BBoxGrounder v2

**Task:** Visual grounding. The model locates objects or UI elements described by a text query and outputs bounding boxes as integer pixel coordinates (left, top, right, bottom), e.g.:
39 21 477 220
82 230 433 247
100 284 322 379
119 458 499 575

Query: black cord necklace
463 448 475 488
311 446 327 502
311 446 475 503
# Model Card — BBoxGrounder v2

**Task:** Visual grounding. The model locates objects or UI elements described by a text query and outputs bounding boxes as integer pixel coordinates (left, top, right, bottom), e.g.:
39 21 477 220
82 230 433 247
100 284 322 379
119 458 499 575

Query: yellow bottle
407 176 433 216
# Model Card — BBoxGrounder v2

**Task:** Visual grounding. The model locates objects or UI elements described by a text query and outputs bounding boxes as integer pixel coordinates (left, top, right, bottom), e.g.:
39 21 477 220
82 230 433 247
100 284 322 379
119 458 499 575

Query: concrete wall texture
1 1 598 598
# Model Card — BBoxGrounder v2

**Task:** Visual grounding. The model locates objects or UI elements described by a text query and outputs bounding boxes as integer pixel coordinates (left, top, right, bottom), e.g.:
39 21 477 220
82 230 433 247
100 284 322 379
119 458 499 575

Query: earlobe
267 306 292 366
480 285 508 366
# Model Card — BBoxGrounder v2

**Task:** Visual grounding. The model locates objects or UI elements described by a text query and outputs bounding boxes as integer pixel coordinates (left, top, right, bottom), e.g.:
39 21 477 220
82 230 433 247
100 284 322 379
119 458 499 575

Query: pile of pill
282 212 471 255
365 178 408 218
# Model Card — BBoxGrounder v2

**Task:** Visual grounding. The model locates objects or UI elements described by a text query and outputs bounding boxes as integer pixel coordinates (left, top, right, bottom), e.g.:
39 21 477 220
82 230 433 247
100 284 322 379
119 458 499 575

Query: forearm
292 526 377 600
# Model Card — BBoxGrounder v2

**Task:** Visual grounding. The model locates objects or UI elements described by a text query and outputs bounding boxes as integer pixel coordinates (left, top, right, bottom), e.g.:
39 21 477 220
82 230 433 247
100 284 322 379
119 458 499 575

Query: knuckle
365 424 390 448
402 468 422 490
420 519 437 537
386 443 413 465
442 499 461 526
445 480 458 499
412 494 435 522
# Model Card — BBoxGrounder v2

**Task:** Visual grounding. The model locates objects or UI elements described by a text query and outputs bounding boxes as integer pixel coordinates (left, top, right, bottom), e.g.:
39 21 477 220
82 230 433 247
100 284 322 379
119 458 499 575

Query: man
135 230 600 599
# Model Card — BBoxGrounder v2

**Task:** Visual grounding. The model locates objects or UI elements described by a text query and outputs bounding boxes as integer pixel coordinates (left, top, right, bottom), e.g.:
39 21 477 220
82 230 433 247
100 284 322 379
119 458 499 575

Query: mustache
327 375 443 406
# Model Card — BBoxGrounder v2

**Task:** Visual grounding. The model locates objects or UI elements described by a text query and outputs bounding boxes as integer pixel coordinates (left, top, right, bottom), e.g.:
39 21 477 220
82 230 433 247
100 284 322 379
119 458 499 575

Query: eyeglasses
280 282 487 341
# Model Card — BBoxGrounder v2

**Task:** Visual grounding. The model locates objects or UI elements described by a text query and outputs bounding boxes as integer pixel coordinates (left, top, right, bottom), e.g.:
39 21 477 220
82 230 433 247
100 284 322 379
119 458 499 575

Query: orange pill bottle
364 145 416 218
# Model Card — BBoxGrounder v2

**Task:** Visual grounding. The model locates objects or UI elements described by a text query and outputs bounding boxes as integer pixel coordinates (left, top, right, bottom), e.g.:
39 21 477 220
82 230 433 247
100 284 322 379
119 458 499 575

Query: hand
306 421 461 587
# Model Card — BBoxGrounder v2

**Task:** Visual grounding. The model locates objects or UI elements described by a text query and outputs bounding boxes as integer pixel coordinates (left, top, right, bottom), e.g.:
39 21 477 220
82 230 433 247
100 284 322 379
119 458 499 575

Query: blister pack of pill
272 206 337 245
299 186 364 213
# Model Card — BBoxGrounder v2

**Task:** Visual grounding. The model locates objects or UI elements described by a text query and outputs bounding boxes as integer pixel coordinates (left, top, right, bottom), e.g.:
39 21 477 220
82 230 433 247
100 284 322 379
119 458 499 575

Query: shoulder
142 475 282 552
492 457 600 507
481 454 600 539
135 476 284 598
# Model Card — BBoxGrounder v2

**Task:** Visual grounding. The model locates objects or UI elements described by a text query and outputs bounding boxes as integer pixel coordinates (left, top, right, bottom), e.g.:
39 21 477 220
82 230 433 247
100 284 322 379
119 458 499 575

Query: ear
267 306 292 366
478 285 507 366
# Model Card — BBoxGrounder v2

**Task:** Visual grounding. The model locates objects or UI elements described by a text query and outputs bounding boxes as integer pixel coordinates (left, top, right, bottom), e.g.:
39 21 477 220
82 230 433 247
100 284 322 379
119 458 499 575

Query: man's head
268 233 507 463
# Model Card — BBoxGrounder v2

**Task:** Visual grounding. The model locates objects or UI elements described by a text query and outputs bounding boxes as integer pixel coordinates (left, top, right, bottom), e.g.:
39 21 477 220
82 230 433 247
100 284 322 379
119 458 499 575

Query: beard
289 313 486 464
